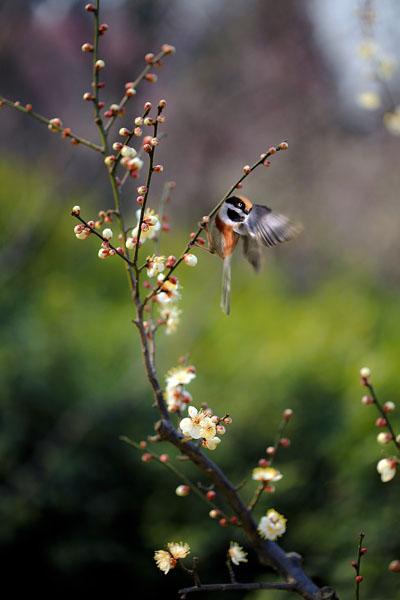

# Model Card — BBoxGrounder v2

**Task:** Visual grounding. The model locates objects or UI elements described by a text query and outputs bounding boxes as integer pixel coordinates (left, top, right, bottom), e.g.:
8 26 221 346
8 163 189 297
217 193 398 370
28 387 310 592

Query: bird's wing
241 236 263 272
237 204 302 248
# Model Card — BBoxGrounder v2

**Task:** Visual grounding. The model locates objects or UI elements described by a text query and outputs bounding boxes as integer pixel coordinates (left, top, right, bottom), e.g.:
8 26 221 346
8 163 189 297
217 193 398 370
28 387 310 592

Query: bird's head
219 195 253 225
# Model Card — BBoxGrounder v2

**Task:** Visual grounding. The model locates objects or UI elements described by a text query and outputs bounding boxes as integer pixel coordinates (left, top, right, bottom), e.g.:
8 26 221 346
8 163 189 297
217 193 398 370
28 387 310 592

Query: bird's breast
211 214 239 258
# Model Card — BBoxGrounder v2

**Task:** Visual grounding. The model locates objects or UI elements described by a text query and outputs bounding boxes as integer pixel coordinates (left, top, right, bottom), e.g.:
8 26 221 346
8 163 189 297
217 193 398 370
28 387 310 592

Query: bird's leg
189 221 215 254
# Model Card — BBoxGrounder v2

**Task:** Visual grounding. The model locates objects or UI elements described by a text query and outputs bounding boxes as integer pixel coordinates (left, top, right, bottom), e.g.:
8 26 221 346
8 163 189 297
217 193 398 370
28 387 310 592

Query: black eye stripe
227 208 245 222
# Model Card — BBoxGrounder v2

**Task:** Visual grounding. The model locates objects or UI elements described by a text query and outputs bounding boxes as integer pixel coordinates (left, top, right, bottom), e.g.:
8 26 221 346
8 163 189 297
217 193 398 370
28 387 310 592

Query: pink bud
159 99 167 108
159 454 169 463
219 518 228 527
283 408 293 419
162 44 176 55
209 509 220 519
85 3 96 12
376 417 387 427
206 490 216 500
145 73 158 83
279 437 290 448
145 53 155 63
356 576 363 583
279 141 288 150
153 164 164 173
389 560 400 572
141 453 152 462
134 127 142 136
144 101 152 111
243 165 251 174
139 441 147 448
266 446 276 456
361 395 374 405
258 458 269 467
268 146 277 154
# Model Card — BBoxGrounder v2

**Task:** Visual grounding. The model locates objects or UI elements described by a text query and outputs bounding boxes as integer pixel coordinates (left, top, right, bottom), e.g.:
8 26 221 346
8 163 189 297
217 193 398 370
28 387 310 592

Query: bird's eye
238 202 244 209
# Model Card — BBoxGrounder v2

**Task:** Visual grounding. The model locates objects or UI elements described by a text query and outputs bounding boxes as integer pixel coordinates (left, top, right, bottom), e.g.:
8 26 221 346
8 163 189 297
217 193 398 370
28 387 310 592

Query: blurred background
1 0 400 598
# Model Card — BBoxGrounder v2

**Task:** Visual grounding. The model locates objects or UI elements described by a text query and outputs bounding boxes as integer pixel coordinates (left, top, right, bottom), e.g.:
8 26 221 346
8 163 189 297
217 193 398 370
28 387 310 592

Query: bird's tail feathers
221 256 231 316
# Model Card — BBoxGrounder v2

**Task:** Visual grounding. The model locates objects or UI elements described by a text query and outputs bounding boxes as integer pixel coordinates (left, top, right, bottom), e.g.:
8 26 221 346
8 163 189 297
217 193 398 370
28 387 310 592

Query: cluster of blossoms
126 208 160 248
180 406 222 451
258 509 287 541
355 39 400 135
164 364 196 413
154 542 190 575
360 367 399 483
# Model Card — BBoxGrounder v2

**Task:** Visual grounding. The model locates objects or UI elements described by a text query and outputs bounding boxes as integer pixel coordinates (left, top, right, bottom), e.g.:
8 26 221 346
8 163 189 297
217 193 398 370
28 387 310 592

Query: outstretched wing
246 204 302 247
236 204 302 271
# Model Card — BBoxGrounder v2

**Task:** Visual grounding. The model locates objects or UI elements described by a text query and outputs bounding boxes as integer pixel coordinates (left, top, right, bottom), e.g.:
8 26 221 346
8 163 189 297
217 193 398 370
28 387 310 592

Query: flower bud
206 490 216 500
104 155 116 166
81 43 94 53
83 92 94 101
355 576 363 583
145 73 158 83
279 141 288 150
153 164 164 173
377 432 392 445
389 560 400 573
159 454 169 463
98 23 108 35
361 395 374 405
283 408 293 419
72 205 81 215
268 146 277 154
121 145 137 157
144 117 154 126
102 228 113 240
159 99 167 108
223 416 232 425
376 417 387 427
145 53 155 63
383 401 395 412
144 101 152 111
219 518 228 527
95 59 105 70
85 3 95 11
162 44 176 54
279 437 290 447
266 446 276 456
135 117 143 126
112 142 123 151
184 254 197 267
151 137 159 146
119 127 131 137
98 248 109 259
264 484 275 493
258 458 269 467
141 453 152 462
216 424 226 435
125 87 136 97
138 186 148 194
360 367 371 378
175 485 190 497
134 127 142 136
243 165 251 174
166 255 176 268
209 509 221 519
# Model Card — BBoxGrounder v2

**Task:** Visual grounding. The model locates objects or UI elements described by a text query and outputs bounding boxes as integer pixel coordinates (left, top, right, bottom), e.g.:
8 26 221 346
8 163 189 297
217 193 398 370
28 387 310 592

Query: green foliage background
1 160 399 598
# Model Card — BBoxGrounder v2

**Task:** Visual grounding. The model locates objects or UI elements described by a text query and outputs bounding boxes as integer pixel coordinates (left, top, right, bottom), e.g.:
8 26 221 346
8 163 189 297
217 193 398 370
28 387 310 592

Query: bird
199 195 302 315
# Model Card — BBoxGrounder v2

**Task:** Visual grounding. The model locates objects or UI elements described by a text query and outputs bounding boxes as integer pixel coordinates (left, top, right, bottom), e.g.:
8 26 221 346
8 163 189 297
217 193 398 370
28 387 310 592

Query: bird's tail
221 256 231 316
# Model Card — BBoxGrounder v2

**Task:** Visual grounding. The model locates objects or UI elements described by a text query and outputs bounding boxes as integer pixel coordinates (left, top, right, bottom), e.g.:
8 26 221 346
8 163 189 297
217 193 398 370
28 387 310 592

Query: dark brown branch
156 419 321 600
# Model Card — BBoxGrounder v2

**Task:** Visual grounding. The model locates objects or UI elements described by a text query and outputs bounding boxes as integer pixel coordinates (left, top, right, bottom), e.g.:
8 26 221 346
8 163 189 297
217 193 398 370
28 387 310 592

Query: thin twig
0 95 103 152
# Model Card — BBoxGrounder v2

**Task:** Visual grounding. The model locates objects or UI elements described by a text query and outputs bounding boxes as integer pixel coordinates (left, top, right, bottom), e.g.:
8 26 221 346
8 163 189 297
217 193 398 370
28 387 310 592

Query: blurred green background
1 1 400 598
